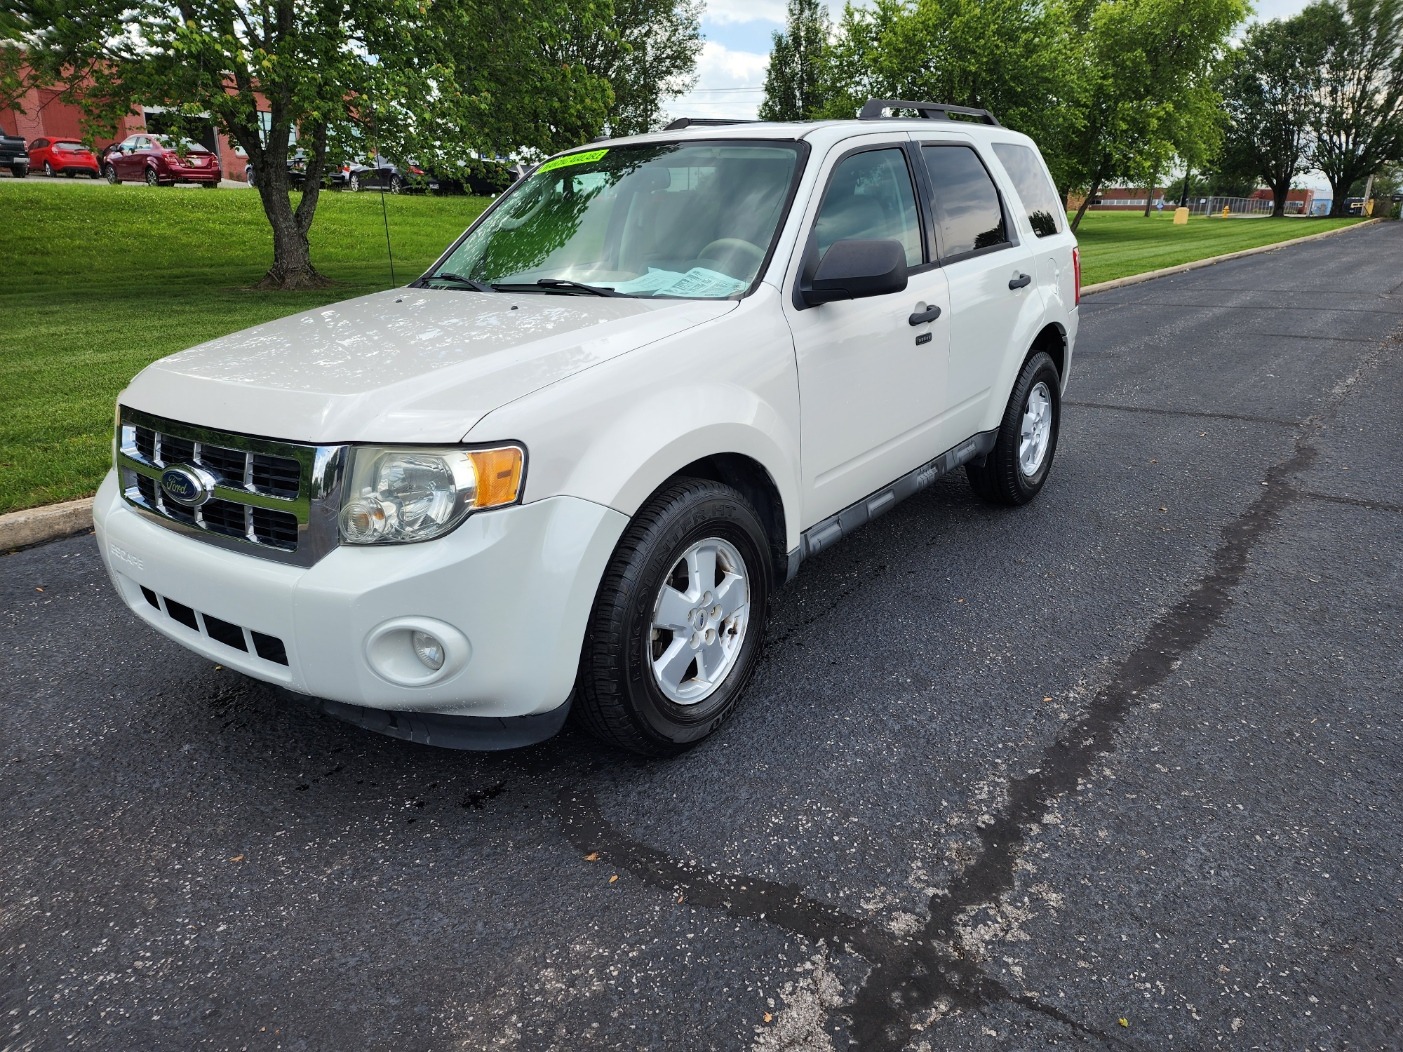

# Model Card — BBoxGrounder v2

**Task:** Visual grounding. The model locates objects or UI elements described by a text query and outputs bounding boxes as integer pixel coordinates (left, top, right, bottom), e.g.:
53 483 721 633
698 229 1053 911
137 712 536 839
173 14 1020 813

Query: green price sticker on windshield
536 148 608 175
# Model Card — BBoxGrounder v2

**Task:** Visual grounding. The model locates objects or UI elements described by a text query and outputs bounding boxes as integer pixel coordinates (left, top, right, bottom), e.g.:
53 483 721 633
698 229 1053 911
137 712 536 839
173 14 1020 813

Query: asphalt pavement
2 223 1401 1052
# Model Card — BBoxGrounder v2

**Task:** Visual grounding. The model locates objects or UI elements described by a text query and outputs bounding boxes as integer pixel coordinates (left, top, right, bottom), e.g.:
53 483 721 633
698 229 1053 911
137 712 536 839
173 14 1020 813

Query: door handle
1008 273 1032 290
908 304 942 325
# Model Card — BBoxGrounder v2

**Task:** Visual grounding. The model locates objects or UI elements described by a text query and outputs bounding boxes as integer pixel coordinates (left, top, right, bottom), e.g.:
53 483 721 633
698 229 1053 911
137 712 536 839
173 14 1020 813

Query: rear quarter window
992 143 1065 238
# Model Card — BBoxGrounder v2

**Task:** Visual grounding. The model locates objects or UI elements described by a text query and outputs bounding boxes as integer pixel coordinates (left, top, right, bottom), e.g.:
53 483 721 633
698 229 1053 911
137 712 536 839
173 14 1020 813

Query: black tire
104 164 117 184
145 166 159 187
10 165 26 179
43 161 53 176
574 478 772 756
966 350 1061 506
202 180 218 189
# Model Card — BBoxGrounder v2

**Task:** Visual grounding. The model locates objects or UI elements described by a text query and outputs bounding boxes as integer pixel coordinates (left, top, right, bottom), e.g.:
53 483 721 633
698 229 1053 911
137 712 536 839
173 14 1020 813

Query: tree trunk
1270 176 1290 218
1143 170 1157 217
1070 176 1102 232
256 178 329 290
1328 174 1350 217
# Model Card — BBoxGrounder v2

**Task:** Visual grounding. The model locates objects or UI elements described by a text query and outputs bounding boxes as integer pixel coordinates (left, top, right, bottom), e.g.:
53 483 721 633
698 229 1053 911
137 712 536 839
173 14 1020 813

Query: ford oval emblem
160 465 216 508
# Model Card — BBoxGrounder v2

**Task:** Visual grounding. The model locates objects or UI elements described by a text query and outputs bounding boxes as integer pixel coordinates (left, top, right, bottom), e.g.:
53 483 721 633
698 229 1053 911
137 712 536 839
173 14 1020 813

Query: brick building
2 68 269 182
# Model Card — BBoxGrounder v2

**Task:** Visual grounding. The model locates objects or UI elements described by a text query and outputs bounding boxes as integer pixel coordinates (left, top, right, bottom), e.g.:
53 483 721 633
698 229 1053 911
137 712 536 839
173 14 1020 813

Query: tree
17 0 612 289
547 0 703 136
1219 13 1332 216
1063 0 1249 231
1306 0 1403 216
816 0 1086 185
759 0 831 122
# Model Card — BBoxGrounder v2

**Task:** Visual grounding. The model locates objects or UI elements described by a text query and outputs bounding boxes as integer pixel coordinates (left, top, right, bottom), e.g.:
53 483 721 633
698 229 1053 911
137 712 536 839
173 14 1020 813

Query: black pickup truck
0 130 28 177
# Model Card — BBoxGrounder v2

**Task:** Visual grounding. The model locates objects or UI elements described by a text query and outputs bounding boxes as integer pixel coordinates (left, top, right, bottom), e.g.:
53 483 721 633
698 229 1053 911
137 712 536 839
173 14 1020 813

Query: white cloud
704 0 787 24
663 41 770 122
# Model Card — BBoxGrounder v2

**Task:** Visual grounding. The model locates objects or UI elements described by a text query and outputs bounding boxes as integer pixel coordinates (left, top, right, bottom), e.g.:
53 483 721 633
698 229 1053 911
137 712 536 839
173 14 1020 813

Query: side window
922 145 1010 259
814 148 923 269
992 143 1065 238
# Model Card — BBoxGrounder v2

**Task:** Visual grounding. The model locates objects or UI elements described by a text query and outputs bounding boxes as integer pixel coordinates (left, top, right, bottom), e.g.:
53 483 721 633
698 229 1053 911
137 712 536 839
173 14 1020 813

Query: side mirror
800 239 908 306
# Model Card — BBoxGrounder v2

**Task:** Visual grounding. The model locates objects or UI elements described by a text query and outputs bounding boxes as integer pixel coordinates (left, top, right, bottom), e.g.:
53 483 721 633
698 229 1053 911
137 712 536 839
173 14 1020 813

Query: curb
0 497 94 552
1082 218 1381 297
0 219 1386 555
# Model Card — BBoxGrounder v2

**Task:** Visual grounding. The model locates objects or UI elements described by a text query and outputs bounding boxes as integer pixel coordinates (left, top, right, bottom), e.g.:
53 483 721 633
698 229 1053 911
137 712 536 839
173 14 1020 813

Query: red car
28 138 101 178
103 134 221 187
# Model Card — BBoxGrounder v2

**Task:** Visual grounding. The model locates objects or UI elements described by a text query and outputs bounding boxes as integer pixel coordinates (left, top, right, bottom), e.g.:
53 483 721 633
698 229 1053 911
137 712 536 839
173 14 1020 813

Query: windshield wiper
421 272 494 292
491 278 622 297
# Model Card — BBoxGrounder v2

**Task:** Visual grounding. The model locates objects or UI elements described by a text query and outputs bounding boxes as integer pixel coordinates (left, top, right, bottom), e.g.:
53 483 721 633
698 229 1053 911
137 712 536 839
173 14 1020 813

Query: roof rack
661 117 760 131
858 99 1001 126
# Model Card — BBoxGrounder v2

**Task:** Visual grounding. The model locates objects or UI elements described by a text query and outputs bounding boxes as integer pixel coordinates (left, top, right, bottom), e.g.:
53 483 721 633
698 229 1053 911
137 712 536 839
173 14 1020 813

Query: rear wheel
348 173 361 192
575 478 771 756
43 161 53 176
389 174 404 194
966 350 1061 505
10 165 26 179
145 167 159 187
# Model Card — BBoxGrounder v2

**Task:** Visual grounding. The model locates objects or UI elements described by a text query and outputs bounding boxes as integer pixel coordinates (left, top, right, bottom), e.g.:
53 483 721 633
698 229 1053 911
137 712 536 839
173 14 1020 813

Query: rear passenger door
912 135 1044 449
783 140 952 525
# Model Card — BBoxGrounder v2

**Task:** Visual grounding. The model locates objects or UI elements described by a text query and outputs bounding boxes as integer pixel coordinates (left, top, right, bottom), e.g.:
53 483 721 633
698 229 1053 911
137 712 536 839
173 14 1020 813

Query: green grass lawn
1074 210 1362 286
1 182 489 514
0 184 1368 514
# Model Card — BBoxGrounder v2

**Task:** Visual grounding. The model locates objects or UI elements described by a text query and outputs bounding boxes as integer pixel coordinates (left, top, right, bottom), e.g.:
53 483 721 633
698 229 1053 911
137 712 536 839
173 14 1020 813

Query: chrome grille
117 407 345 567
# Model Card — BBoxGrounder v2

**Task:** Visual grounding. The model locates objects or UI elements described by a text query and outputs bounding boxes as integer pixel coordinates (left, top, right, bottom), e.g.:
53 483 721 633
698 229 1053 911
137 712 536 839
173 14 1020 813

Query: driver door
783 140 952 525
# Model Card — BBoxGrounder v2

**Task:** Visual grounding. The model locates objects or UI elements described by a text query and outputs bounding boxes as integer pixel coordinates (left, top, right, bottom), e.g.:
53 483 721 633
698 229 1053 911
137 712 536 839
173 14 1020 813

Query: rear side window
921 146 1009 259
992 143 1064 238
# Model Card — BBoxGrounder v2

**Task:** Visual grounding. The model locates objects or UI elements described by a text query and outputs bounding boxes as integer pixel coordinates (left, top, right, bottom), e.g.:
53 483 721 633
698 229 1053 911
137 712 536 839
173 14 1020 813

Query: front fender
465 289 803 551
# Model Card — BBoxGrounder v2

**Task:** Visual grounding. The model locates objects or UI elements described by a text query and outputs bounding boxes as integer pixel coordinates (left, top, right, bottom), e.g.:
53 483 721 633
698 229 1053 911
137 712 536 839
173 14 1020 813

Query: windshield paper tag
537 149 608 175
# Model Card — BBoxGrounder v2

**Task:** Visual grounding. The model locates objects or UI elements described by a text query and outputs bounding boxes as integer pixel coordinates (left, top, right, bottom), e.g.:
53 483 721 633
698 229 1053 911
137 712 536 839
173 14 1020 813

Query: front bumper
93 471 628 721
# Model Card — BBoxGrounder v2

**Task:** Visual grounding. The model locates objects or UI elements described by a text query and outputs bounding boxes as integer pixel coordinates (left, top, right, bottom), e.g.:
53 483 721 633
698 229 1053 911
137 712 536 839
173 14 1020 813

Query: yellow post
1173 207 1189 225
1222 204 1230 218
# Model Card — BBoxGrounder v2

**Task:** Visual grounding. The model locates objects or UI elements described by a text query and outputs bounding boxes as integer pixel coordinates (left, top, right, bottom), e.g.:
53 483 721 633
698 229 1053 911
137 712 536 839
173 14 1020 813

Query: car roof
575 116 1041 158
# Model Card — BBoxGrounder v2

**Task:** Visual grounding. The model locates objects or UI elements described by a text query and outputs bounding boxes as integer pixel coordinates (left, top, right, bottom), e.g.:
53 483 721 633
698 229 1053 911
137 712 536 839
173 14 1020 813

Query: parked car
29 137 101 178
428 157 520 196
0 129 27 177
95 98 1079 756
329 154 427 193
245 150 308 190
103 134 220 187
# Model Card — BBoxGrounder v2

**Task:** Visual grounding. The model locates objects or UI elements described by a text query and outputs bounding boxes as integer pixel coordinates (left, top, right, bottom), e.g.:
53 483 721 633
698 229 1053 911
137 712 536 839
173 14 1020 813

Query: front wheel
348 173 361 192
104 164 117 184
966 350 1062 505
574 478 772 756
389 174 403 194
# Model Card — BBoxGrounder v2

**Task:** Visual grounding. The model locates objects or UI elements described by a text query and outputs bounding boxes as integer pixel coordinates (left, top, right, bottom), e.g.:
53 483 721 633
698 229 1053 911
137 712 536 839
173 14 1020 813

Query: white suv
94 99 1080 756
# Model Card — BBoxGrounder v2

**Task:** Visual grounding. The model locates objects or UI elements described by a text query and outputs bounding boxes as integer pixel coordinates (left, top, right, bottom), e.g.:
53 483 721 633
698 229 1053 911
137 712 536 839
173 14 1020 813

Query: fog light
364 617 470 687
412 630 445 670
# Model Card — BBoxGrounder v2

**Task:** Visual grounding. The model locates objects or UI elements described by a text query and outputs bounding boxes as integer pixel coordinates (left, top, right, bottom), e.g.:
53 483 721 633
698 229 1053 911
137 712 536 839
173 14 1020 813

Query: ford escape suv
94 99 1080 756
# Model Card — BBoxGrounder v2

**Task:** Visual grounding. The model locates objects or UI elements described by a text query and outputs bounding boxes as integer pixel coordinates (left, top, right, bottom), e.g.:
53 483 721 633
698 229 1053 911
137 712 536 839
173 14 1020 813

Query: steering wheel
696 238 765 280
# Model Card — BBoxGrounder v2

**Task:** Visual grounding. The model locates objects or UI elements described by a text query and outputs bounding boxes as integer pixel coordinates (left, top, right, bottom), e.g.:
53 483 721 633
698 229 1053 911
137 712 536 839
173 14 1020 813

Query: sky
666 0 1319 125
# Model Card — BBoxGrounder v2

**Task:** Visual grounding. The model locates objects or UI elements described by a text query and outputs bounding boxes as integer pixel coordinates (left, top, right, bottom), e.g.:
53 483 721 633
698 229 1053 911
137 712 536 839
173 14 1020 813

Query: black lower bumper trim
298 694 572 750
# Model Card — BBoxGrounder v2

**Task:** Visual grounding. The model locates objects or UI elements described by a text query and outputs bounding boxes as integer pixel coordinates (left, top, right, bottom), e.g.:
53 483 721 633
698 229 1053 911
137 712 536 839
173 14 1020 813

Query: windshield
428 141 804 299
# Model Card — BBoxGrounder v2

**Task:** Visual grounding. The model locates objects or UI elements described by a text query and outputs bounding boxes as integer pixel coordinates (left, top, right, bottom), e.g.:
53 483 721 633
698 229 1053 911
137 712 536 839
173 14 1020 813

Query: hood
122 289 737 443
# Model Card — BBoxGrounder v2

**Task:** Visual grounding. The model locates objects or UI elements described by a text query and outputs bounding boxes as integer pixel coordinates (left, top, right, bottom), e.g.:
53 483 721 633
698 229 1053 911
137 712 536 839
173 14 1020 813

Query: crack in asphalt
1063 400 1299 426
555 329 1394 1049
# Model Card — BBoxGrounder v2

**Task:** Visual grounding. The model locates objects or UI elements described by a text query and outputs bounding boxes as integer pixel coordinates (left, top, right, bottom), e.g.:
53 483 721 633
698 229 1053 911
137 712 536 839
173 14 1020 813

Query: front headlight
339 445 525 545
